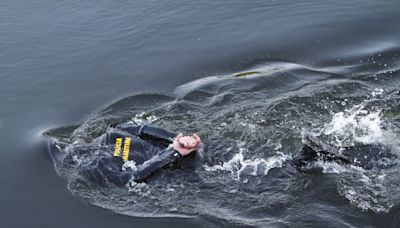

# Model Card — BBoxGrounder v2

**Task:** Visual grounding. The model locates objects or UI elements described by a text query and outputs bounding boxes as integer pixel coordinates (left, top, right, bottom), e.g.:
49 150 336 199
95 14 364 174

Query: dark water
2 0 400 227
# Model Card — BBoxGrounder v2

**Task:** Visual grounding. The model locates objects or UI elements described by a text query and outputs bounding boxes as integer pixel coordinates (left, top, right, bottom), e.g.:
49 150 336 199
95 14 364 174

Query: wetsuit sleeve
117 124 177 142
81 149 182 187
130 148 182 183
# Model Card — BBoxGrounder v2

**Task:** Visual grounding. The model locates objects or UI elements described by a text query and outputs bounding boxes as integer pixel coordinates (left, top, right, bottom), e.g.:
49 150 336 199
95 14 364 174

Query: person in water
47 123 202 187
47 124 395 188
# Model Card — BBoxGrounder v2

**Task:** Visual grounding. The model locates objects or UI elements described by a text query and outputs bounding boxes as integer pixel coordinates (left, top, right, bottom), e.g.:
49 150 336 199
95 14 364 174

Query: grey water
2 0 400 227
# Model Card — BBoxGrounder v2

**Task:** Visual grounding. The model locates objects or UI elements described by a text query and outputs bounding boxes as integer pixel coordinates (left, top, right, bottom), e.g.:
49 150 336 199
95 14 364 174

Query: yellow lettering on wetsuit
122 137 131 161
113 138 122 157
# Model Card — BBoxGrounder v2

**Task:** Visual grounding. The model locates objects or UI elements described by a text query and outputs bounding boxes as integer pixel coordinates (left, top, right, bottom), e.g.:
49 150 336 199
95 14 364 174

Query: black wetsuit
79 124 188 187
294 133 397 170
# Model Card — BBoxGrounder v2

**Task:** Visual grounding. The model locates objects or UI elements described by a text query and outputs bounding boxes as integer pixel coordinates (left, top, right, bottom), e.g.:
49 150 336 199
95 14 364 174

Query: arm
130 148 182 182
81 148 182 187
117 124 177 143
86 132 201 187
131 134 202 181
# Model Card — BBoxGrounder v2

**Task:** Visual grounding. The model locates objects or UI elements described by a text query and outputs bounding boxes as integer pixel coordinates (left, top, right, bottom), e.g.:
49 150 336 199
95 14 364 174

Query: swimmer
47 123 202 187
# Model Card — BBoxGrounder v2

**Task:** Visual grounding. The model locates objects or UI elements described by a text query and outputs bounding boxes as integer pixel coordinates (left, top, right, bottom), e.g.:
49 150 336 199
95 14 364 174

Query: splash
337 171 396 213
323 106 382 146
204 143 291 179
309 88 400 213
322 89 387 147
131 112 158 125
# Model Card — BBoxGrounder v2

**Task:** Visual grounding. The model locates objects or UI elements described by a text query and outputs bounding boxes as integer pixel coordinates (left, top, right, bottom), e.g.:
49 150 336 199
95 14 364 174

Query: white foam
122 160 138 172
314 89 398 213
204 145 291 179
339 172 394 213
124 160 152 194
371 88 384 97
131 112 158 125
314 160 350 174
127 181 151 197
323 103 383 147
314 89 400 213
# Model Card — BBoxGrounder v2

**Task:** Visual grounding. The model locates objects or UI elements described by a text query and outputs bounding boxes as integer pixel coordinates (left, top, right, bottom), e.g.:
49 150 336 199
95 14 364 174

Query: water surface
1 0 400 227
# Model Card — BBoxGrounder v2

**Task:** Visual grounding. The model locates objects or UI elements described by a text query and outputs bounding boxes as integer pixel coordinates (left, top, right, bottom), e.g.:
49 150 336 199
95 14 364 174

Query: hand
173 133 201 156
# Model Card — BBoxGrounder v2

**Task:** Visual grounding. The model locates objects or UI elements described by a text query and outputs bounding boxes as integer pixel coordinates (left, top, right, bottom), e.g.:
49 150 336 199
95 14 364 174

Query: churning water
46 58 400 226
2 0 400 227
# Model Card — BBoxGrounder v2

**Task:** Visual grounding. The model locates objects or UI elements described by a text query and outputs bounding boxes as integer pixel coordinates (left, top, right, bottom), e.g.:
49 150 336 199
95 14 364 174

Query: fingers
193 134 201 146
193 133 201 141
175 133 201 150
175 133 183 141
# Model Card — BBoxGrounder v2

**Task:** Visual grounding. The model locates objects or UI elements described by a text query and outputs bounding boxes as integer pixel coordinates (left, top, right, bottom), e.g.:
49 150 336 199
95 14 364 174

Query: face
178 134 200 149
